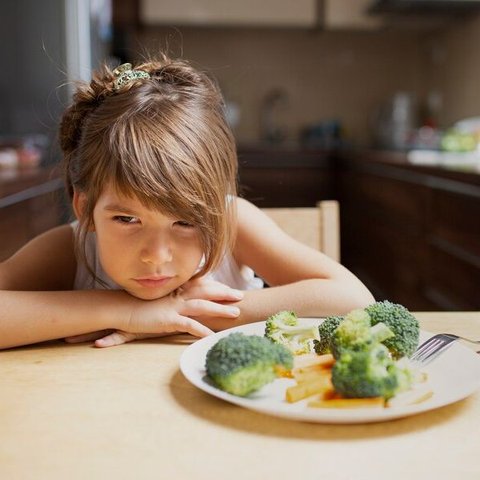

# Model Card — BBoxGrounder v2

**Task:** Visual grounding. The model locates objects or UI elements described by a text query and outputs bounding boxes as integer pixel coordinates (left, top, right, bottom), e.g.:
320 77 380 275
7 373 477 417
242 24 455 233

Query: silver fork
410 333 480 365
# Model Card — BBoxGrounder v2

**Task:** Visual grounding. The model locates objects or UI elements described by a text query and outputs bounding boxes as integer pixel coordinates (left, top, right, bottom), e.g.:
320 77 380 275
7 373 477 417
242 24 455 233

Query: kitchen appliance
0 0 112 150
374 92 417 151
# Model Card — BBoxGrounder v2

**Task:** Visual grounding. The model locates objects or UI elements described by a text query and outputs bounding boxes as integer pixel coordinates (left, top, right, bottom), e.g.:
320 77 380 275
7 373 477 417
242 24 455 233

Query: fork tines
410 334 458 365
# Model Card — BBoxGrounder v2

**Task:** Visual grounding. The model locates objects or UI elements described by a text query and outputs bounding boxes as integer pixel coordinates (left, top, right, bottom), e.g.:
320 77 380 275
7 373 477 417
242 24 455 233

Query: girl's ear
72 190 95 231
72 190 86 219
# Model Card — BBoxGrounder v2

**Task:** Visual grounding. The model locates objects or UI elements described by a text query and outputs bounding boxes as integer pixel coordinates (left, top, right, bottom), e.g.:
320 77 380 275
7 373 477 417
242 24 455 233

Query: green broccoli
394 357 421 393
264 310 319 355
331 344 412 399
365 301 420 359
313 315 344 355
330 309 394 359
205 332 293 397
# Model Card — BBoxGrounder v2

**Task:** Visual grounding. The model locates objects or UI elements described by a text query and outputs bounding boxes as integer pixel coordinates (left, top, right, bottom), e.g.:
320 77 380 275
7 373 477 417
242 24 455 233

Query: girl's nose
140 237 173 265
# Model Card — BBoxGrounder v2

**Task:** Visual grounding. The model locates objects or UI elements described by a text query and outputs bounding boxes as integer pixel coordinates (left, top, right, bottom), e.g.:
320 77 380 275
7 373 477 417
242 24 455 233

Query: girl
0 55 374 350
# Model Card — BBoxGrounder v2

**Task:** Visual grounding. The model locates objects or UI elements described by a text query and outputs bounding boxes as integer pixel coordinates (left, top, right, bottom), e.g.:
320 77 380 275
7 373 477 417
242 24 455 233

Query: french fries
286 372 334 403
284 352 430 409
308 397 385 409
283 353 337 403
292 366 331 384
293 353 335 369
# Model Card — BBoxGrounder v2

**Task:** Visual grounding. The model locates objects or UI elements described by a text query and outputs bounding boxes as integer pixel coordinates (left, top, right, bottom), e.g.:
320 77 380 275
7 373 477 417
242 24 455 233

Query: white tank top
70 221 264 291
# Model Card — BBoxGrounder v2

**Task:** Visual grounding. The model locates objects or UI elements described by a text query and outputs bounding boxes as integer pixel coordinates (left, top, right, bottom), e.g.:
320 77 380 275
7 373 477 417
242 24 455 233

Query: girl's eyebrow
103 203 139 215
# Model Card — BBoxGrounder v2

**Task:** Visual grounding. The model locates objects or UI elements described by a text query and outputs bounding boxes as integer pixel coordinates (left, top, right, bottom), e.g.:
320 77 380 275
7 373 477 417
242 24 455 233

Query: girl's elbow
348 286 376 311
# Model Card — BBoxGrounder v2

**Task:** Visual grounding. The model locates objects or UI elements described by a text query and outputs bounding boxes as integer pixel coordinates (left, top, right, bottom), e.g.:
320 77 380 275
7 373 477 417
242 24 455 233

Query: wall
137 26 429 145
427 13 480 127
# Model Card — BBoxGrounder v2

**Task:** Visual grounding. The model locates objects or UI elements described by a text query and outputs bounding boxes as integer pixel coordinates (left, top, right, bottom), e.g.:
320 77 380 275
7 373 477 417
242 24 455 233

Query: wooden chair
261 200 340 262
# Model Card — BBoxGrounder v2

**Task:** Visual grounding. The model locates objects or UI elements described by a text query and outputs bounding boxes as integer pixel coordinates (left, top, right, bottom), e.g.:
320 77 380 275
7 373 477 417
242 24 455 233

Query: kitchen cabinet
337 150 480 311
324 0 384 30
140 0 318 28
0 167 67 261
237 147 334 207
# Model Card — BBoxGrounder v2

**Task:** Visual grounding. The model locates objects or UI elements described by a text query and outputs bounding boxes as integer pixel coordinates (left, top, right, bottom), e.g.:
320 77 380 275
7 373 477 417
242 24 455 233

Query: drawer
341 170 428 230
426 245 480 310
429 189 480 259
239 167 333 207
0 203 30 260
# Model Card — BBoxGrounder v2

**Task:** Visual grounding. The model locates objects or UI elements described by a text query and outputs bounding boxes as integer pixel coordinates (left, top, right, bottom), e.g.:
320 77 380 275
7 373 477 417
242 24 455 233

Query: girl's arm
0 288 238 349
0 226 239 349
231 198 375 325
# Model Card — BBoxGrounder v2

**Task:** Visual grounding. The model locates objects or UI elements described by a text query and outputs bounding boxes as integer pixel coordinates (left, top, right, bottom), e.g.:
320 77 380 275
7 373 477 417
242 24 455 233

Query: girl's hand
66 278 244 348
177 277 244 304
65 330 168 347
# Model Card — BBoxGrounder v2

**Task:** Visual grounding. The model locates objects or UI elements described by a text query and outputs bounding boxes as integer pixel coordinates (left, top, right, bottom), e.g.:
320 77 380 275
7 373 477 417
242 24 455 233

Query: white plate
180 320 480 424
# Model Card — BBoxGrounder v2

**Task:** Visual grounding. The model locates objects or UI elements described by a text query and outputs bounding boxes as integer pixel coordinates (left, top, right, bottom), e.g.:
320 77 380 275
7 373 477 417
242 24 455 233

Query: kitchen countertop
336 148 480 186
1 312 479 480
0 164 63 202
237 144 480 181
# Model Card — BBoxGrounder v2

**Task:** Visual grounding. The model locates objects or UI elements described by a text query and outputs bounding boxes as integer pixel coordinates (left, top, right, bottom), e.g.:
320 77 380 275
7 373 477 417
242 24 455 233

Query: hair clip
113 63 150 91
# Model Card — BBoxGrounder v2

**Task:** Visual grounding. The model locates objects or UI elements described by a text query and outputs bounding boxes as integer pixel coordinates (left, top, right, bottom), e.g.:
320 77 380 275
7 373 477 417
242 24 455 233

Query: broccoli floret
205 332 293 397
330 309 394 359
332 344 403 399
313 302 419 400
264 310 319 355
331 309 372 358
365 301 420 359
313 315 344 355
393 356 425 393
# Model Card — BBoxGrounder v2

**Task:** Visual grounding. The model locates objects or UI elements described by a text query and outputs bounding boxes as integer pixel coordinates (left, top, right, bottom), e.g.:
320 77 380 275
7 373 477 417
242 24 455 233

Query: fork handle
451 334 480 344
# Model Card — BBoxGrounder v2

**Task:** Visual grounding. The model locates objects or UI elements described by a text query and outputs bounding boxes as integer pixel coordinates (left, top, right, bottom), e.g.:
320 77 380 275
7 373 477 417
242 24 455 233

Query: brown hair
59 54 238 279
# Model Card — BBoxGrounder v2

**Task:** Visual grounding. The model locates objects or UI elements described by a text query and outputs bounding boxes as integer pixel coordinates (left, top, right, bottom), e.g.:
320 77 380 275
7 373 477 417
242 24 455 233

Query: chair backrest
261 200 340 262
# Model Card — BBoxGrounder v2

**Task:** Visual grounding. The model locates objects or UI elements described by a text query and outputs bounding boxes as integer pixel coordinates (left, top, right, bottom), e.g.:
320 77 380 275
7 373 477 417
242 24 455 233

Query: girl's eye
113 215 139 224
175 220 195 228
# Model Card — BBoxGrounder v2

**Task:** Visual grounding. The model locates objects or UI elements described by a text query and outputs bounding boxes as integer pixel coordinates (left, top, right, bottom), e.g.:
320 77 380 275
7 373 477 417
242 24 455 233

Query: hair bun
59 66 115 155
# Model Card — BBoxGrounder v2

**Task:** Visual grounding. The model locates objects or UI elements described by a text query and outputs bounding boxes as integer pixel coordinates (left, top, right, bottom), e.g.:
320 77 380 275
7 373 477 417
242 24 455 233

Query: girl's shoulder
232 197 280 263
234 196 277 237
0 224 77 291
234 196 263 223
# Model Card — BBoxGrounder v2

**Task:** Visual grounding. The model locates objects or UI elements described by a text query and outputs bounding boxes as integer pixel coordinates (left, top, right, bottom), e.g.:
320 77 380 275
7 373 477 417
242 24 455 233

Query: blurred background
1 0 480 311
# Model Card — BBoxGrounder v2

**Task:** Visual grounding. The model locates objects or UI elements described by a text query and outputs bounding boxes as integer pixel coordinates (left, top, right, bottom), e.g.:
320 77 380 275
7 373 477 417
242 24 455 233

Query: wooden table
1 312 480 480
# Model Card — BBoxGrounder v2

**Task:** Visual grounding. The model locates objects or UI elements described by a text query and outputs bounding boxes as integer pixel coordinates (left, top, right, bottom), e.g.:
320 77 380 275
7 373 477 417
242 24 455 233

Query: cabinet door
0 202 30 261
426 188 480 310
339 169 433 310
141 0 317 27
0 191 64 261
239 167 332 208
339 156 480 311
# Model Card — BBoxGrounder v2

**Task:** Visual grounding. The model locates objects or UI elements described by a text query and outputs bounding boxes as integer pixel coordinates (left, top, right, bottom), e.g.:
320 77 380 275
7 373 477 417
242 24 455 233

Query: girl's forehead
96 182 176 217
97 183 140 205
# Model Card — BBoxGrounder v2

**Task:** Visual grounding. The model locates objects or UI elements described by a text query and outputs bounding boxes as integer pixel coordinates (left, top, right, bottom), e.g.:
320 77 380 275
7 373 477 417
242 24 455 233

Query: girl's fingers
183 299 241 319
183 285 243 302
173 317 214 338
64 330 115 343
94 331 137 348
180 280 244 302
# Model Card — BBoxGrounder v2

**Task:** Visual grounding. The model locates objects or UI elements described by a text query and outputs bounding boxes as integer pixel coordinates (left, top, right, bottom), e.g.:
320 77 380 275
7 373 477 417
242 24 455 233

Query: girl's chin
125 285 177 301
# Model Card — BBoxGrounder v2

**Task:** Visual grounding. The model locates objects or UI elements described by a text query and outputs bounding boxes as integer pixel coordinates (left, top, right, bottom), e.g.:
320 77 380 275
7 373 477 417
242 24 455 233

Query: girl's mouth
134 276 173 288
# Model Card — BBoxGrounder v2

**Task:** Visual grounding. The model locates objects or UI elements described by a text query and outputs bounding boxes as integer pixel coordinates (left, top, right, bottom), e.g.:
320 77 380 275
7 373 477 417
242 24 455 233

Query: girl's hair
59 54 238 279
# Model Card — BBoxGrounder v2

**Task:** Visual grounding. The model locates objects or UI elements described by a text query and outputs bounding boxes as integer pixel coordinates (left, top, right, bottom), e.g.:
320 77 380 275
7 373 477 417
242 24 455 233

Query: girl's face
88 183 204 300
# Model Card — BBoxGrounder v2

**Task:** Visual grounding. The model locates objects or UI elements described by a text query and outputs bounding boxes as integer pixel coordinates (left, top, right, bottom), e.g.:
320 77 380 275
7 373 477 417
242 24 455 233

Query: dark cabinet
0 168 66 261
338 153 480 311
237 148 334 207
426 188 480 310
